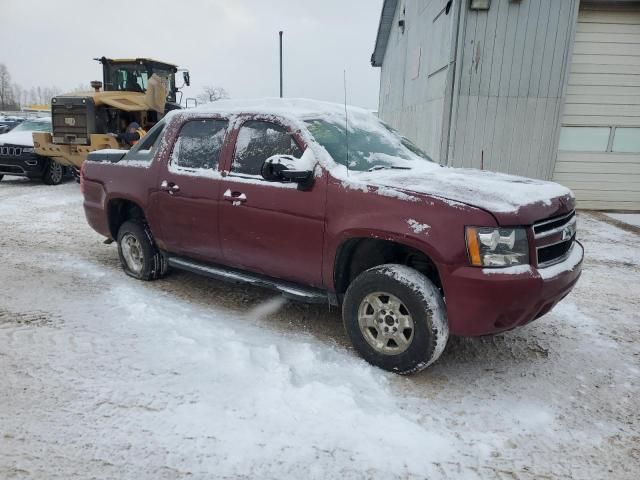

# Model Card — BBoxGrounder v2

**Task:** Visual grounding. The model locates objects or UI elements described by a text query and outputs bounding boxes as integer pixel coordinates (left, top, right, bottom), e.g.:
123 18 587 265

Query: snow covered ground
0 177 638 479
606 212 640 229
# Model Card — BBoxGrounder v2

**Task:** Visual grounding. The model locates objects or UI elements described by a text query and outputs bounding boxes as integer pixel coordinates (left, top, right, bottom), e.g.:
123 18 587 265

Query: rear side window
232 120 302 176
171 119 228 170
124 121 166 163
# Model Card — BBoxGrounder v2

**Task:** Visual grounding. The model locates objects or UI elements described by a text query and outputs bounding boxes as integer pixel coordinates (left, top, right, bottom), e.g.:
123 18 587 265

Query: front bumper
441 241 584 336
0 153 48 178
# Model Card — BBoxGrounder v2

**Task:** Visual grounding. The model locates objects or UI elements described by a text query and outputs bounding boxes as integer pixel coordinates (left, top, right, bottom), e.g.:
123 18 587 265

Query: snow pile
101 285 456 477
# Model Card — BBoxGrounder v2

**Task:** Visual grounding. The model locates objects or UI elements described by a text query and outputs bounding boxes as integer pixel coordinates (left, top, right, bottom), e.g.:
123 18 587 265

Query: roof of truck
101 58 178 67
185 97 374 121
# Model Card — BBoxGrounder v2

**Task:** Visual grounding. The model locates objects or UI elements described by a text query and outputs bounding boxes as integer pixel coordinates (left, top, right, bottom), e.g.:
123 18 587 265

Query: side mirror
261 153 315 191
183 71 191 87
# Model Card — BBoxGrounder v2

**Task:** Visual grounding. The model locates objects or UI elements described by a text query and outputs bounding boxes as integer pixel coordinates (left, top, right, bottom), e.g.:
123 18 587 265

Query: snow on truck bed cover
173 98 574 214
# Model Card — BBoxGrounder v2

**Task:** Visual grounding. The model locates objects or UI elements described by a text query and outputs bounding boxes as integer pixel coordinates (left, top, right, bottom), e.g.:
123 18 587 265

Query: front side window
171 119 228 170
232 121 303 176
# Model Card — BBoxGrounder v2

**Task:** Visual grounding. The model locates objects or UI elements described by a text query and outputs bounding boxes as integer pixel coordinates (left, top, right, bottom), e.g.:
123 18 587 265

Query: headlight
466 227 529 267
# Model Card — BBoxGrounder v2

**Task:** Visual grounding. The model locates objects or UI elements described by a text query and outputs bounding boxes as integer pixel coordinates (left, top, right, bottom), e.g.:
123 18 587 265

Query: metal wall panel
447 0 579 180
377 0 456 162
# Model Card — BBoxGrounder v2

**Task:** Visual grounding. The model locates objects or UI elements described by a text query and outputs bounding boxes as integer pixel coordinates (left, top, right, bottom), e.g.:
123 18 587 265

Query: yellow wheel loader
33 57 190 170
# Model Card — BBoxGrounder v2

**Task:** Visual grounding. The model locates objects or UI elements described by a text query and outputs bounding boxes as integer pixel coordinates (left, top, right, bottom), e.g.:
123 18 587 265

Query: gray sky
0 0 383 109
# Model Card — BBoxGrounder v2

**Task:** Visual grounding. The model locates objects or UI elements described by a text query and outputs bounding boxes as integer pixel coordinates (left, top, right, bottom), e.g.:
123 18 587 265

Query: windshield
304 117 433 171
12 119 51 132
103 62 176 103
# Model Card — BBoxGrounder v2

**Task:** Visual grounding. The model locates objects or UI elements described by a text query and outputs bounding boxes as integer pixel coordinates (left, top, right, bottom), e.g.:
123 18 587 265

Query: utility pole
279 31 283 98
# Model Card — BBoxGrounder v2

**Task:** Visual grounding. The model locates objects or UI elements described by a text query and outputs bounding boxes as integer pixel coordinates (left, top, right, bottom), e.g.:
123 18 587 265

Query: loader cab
96 57 186 105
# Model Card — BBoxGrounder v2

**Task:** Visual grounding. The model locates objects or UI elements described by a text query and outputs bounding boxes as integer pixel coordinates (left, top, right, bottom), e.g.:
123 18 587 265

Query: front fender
322 177 497 291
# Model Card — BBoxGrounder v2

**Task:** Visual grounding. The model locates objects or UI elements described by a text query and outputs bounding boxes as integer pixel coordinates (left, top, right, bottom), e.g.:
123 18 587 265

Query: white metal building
372 0 640 210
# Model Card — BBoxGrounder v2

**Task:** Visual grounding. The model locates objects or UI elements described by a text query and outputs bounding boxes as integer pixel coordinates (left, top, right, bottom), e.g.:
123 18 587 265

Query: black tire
0 174 3 181
116 220 167 281
342 264 449 374
42 160 64 185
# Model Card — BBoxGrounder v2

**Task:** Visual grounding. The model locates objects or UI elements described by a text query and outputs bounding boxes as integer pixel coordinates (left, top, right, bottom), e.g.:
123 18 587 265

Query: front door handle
160 180 180 195
223 188 247 203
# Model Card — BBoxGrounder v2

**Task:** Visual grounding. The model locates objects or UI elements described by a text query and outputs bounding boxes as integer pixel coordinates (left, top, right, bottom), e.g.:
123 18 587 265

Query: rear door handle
160 180 180 195
223 188 247 203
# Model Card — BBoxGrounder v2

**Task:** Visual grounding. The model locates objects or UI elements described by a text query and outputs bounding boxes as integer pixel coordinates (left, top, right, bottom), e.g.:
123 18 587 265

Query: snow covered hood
352 165 575 220
0 130 36 147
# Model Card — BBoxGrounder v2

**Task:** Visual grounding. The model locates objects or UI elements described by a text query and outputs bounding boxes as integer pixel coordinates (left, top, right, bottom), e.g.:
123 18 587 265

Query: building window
558 126 611 152
612 128 640 153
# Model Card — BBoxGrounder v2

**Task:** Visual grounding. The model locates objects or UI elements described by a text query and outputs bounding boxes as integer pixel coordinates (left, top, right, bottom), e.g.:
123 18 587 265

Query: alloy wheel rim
50 162 63 183
357 292 414 355
121 233 144 274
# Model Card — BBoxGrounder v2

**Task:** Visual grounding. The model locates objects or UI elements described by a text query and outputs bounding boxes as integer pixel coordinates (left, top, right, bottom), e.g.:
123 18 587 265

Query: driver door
218 118 326 287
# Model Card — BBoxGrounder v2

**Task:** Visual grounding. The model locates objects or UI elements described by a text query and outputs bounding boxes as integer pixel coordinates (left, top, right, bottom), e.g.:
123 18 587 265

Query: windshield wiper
367 165 412 172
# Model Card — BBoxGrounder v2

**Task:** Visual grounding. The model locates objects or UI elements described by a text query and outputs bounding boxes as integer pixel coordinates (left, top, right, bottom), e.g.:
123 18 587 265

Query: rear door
147 117 229 262
218 117 326 287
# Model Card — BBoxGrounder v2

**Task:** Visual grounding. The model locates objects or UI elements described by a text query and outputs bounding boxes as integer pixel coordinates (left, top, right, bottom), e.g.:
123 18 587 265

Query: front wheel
342 264 449 374
117 220 167 281
42 160 64 185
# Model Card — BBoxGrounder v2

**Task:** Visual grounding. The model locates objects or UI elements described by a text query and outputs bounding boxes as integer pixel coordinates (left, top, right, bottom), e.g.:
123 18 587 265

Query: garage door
553 2 640 210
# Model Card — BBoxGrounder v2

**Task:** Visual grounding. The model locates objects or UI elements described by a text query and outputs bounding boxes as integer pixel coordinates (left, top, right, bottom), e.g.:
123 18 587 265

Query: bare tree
71 83 91 93
197 86 229 104
12 83 23 109
0 63 17 110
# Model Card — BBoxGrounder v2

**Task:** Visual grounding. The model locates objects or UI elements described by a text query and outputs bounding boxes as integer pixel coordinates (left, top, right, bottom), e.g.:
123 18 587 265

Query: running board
167 257 328 304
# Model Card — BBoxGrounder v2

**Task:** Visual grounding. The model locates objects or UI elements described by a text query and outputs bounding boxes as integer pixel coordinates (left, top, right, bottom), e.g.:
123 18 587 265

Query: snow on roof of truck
186 97 372 121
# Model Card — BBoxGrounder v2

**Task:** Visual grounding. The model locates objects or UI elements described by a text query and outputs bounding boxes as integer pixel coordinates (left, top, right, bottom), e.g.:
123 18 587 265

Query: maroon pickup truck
81 98 583 374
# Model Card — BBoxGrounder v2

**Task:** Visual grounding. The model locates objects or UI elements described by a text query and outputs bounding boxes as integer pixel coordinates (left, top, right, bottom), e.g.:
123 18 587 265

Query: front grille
533 210 575 237
534 210 577 267
537 236 575 265
0 146 22 156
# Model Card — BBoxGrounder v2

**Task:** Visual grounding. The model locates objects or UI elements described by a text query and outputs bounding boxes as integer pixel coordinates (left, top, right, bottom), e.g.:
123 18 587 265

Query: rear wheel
342 264 449 374
117 220 167 281
42 160 64 185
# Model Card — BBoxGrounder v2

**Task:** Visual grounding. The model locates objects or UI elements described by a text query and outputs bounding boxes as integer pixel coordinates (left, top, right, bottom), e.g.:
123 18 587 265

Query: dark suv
80 98 583 374
0 118 67 185
0 116 24 134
